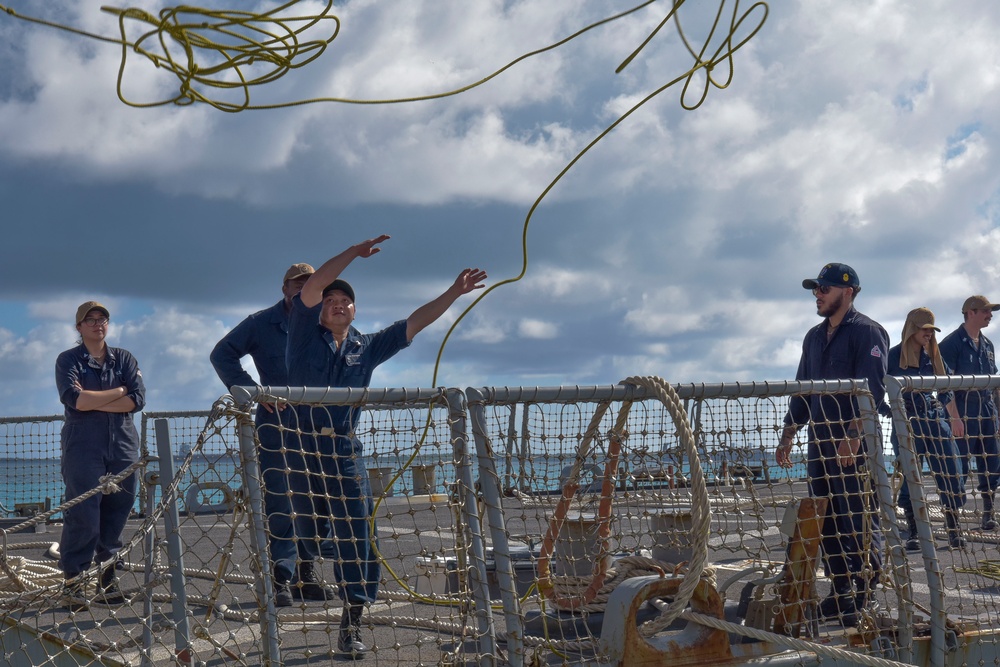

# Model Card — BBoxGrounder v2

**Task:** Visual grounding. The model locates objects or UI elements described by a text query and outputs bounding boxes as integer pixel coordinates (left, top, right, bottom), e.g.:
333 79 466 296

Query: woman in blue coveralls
887 307 967 550
55 301 145 607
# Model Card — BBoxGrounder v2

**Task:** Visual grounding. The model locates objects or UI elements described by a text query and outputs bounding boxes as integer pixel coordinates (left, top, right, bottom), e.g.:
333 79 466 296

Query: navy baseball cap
322 279 355 302
802 263 860 290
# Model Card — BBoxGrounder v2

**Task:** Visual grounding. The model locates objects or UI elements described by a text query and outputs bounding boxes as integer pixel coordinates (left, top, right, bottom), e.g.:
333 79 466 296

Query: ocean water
0 453 464 518
0 452 816 522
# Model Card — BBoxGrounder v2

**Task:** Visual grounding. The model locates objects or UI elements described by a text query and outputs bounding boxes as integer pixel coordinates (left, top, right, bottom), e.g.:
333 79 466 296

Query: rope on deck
680 608 916 667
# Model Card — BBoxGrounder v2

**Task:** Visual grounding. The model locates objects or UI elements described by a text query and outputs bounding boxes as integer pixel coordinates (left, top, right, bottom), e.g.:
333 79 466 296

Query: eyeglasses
811 285 836 296
82 317 109 327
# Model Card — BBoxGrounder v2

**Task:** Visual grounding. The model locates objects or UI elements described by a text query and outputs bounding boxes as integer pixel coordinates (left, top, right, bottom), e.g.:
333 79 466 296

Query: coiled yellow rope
2 1 766 115
2 0 768 370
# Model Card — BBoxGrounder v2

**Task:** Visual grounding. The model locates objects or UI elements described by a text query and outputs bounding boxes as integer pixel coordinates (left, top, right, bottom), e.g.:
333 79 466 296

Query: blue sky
1 0 999 417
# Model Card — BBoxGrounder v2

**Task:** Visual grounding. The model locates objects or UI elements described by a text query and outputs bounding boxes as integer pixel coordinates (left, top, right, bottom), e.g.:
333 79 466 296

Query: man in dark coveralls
939 295 1000 531
286 234 486 658
775 263 889 628
210 262 338 607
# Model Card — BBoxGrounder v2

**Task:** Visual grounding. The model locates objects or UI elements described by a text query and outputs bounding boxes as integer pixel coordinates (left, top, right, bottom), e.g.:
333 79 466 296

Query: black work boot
62 576 89 611
983 493 998 531
337 604 369 658
295 561 337 601
95 564 130 605
819 578 858 627
945 510 967 549
273 568 293 608
902 508 920 552
853 574 879 615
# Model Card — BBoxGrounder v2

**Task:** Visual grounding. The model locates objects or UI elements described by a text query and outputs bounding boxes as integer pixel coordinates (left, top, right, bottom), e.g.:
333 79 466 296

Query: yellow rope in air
2 0 770 620
2 0 662 112
1 1 765 114
431 0 769 386
374 0 769 610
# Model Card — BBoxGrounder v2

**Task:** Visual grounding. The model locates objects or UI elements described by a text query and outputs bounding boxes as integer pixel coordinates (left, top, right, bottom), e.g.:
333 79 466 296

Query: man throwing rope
286 234 486 658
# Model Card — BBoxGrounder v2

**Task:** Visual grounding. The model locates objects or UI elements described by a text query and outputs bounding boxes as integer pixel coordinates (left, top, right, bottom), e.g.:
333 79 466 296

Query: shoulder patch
870 346 882 358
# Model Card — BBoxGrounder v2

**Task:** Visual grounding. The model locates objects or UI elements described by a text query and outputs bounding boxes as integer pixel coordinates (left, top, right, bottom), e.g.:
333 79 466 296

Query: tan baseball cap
907 307 940 331
283 263 315 282
76 301 110 324
962 295 1000 313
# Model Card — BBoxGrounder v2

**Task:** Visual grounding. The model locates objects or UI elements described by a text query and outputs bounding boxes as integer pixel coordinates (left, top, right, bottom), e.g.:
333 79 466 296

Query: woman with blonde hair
887 307 966 550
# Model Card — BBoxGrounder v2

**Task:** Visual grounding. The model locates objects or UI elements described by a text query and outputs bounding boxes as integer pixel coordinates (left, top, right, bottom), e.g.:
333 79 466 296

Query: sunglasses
811 285 838 296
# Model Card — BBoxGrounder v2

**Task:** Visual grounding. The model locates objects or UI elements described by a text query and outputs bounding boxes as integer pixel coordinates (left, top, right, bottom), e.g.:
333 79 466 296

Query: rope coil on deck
625 375 714 634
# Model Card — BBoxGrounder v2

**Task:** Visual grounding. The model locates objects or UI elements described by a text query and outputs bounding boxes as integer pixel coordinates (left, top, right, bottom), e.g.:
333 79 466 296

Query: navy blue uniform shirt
211 299 290 389
286 293 409 434
210 299 291 425
55 344 145 454
886 344 954 418
939 325 997 419
784 306 889 441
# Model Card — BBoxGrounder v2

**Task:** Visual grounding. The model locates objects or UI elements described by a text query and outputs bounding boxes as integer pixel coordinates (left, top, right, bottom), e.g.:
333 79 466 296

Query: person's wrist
846 428 860 439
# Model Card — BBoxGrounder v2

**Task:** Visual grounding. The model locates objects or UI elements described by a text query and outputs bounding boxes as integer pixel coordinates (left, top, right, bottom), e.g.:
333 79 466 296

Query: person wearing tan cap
55 301 146 608
887 307 967 550
209 262 336 607
939 295 1000 530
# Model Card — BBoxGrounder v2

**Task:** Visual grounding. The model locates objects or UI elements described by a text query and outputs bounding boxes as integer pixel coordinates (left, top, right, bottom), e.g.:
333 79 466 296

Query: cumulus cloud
518 318 558 339
1 0 1000 417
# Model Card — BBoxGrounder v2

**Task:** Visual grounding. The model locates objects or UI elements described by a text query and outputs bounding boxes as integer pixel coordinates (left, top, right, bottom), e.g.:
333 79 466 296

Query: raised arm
300 235 391 308
406 268 487 342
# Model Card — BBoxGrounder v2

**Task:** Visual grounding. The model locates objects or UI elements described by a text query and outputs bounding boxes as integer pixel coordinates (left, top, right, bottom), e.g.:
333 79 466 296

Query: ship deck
2 478 998 666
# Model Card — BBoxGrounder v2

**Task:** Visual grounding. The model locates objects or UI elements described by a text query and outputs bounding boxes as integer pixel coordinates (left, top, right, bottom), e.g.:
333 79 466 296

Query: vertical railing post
231 388 282 666
859 386 916 663
446 389 497 664
503 406 519 495
882 377 939 666
139 468 158 667
152 418 193 664
467 387 524 667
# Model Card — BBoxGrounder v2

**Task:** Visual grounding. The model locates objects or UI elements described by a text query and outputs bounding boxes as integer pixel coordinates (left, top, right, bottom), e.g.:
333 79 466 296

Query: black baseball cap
322 279 355 302
802 263 859 290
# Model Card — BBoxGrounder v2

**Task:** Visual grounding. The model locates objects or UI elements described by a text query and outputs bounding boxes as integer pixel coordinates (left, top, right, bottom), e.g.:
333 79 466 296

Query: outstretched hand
775 442 793 468
454 268 488 295
354 235 391 258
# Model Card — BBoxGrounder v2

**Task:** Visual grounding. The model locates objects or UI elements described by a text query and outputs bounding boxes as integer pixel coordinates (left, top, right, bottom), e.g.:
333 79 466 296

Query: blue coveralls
286 294 410 605
211 299 311 583
783 306 888 591
938 326 1000 493
55 345 145 578
886 345 966 512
